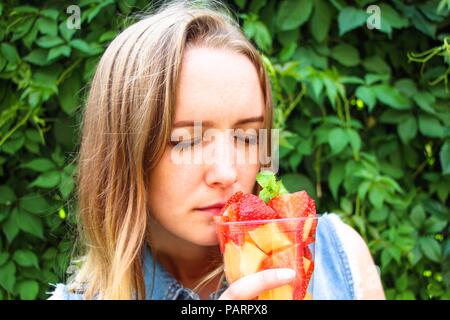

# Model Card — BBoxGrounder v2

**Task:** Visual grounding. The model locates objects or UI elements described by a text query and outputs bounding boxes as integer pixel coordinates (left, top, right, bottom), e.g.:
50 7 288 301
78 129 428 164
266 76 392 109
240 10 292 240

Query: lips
197 202 225 215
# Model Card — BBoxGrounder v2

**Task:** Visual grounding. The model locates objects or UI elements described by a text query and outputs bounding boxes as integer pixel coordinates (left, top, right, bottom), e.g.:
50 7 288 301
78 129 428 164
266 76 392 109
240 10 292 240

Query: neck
147 217 222 292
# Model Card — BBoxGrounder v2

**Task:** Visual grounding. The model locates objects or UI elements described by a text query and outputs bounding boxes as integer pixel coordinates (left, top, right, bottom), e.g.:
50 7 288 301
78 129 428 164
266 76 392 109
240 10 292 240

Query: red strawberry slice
237 194 279 222
268 191 316 218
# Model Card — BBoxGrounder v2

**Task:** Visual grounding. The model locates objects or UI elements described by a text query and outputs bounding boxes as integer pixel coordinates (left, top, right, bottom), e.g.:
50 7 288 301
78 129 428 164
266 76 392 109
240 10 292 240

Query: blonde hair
70 0 273 299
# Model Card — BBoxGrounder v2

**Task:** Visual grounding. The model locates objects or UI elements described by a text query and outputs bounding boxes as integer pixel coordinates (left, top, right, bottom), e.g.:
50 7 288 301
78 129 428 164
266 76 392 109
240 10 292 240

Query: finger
218 268 296 300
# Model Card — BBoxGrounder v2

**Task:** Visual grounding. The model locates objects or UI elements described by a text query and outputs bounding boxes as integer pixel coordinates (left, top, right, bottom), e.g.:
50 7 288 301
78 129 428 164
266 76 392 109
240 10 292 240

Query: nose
204 131 238 189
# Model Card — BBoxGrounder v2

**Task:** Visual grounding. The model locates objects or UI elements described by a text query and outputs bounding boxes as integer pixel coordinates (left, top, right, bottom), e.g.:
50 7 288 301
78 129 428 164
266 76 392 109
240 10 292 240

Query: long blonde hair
70 0 273 299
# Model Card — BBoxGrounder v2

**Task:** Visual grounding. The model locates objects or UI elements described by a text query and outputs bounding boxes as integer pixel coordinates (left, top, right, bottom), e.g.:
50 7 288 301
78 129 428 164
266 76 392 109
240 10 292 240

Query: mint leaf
256 171 288 203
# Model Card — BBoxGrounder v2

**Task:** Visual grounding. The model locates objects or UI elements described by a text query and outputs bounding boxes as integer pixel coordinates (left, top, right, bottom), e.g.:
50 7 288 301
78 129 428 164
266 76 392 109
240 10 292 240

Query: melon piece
301 217 315 242
248 222 293 254
239 241 268 276
224 240 268 283
258 284 293 300
223 241 242 283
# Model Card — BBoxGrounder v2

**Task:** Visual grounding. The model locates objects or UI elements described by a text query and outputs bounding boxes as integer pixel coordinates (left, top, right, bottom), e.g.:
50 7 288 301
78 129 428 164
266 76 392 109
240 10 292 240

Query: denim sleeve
47 283 84 300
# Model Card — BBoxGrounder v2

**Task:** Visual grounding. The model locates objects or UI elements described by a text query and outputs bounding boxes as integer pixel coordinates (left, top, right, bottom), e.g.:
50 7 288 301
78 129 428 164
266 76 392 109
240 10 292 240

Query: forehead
174 47 264 126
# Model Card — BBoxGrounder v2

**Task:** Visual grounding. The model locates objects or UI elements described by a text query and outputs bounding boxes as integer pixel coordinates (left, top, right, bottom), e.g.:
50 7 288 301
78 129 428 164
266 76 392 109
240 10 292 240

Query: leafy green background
0 0 449 300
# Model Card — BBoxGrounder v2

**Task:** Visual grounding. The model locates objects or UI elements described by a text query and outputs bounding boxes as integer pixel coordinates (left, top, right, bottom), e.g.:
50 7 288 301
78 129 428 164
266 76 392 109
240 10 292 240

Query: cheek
237 162 260 192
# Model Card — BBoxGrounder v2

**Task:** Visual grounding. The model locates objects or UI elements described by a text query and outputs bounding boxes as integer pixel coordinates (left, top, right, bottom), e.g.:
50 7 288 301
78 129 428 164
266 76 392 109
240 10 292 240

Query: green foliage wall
0 0 449 300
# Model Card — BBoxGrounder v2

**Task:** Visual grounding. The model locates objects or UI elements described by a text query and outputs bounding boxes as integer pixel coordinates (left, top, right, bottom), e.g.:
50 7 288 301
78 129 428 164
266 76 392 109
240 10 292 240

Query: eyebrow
172 115 264 128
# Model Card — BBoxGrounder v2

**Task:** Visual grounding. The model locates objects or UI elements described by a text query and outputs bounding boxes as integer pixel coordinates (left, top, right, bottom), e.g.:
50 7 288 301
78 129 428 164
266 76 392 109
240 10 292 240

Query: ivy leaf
338 7 368 36
18 280 39 300
329 162 344 200
0 186 16 205
277 0 313 31
418 115 445 138
419 237 442 262
397 115 417 144
355 86 376 112
48 45 71 60
13 250 39 268
1 43 20 64
331 44 360 67
368 207 388 222
29 170 61 189
410 204 426 228
23 49 51 66
281 173 315 198
413 92 436 114
35 35 64 49
20 158 56 172
19 193 51 215
373 84 412 109
0 261 16 292
16 210 44 239
310 0 332 42
440 140 450 175
328 128 349 154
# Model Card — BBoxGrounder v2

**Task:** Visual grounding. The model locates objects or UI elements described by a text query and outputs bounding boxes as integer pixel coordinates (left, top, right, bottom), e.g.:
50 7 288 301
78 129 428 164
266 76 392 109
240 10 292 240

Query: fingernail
276 269 296 281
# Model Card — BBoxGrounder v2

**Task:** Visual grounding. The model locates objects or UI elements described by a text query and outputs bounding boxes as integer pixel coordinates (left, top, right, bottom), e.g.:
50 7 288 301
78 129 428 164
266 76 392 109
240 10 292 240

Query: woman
48 0 385 300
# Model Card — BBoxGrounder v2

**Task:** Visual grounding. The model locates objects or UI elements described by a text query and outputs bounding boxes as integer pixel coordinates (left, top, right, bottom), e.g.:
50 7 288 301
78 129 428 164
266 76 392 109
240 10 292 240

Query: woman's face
148 47 266 247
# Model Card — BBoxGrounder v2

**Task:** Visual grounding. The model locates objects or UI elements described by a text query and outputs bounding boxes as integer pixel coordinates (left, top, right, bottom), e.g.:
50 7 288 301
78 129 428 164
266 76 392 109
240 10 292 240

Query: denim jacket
48 213 358 300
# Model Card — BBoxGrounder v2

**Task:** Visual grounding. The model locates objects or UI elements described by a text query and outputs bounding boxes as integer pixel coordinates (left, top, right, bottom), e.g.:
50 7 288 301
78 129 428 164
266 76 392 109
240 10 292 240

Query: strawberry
268 191 316 218
237 194 279 221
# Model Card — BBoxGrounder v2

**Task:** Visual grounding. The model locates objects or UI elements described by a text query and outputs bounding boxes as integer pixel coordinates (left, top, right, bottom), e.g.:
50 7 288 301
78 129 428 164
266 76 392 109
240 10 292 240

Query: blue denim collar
143 246 227 300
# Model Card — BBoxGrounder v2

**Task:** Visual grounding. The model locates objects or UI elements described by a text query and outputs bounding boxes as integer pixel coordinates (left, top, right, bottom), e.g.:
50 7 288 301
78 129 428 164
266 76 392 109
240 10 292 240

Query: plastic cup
214 216 319 300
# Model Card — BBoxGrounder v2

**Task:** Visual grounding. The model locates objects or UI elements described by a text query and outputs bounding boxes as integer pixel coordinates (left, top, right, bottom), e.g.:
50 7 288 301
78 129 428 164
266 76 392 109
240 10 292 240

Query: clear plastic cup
214 216 319 300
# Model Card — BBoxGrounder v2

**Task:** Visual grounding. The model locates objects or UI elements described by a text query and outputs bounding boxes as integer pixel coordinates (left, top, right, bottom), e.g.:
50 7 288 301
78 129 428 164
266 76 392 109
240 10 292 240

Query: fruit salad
213 171 318 300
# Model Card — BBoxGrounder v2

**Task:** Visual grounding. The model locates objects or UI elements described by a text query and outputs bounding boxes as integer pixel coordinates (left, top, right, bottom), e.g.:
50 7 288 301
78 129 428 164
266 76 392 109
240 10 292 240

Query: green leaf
20 158 56 172
368 207 388 222
0 252 9 266
0 261 16 292
58 72 81 115
13 250 39 268
29 170 61 189
355 86 376 112
419 237 442 262
1 43 20 64
410 204 425 228
338 7 367 36
256 171 288 203
329 162 344 200
373 84 412 109
281 173 315 198
277 0 313 31
413 92 436 114
0 186 16 205
418 115 445 138
331 44 360 67
59 21 77 42
23 49 51 66
3 212 19 243
394 79 417 98
253 21 272 52
70 39 94 54
16 210 44 239
19 193 51 214
369 186 384 209
440 140 450 175
48 45 71 60
310 0 332 42
346 128 361 154
35 35 64 48
328 128 349 154
397 115 417 143
18 280 39 300
395 273 409 292
362 56 391 74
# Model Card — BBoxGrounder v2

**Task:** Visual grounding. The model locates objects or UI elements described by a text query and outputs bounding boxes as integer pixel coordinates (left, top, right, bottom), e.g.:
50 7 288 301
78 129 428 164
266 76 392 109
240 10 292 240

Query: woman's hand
218 268 296 300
